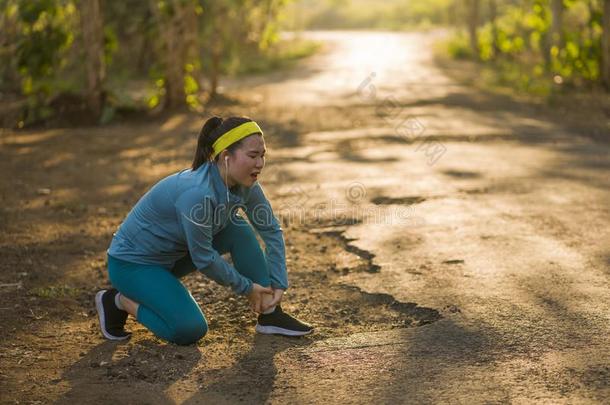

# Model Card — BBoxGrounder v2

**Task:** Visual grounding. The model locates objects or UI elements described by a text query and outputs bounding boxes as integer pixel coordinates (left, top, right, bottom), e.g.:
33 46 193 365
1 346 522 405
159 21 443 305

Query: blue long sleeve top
107 162 288 295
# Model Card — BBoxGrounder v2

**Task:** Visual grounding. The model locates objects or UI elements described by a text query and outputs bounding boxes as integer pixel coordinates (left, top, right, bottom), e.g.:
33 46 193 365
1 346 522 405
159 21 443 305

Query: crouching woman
95 116 312 345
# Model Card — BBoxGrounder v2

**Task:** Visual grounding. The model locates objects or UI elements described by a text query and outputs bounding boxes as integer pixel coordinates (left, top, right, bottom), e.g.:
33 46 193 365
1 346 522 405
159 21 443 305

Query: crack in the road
442 170 482 179
304 223 442 329
314 227 381 273
371 195 427 205
337 284 441 326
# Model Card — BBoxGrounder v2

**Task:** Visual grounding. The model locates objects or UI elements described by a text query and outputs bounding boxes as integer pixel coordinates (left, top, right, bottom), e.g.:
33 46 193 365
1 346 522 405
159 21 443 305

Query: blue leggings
107 216 270 345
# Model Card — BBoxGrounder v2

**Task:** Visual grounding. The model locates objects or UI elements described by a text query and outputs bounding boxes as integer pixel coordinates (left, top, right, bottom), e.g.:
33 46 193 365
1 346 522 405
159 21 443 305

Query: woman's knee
171 313 208 345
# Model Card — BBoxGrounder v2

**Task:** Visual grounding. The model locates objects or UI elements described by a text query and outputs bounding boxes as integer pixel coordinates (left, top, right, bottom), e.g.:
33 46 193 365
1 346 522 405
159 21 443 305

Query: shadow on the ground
371 291 610 403
59 338 201 403
185 334 313 403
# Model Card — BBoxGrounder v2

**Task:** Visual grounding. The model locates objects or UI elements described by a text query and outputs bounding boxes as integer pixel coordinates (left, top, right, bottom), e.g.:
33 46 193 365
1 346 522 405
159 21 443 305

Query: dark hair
192 116 260 170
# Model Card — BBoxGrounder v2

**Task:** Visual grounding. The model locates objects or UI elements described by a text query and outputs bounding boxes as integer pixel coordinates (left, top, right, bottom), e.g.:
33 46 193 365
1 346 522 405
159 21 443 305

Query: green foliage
447 32 474 59
454 0 606 94
147 74 166 110
15 1 75 93
199 0 293 76
0 0 81 124
184 69 200 108
550 3 603 82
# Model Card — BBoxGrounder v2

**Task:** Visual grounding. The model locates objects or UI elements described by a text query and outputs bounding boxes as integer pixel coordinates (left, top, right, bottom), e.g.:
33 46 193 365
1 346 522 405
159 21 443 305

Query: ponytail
192 116 223 170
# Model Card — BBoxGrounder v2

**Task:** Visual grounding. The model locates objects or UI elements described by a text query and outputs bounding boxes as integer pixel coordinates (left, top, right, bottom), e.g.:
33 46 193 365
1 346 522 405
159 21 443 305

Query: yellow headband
211 121 263 159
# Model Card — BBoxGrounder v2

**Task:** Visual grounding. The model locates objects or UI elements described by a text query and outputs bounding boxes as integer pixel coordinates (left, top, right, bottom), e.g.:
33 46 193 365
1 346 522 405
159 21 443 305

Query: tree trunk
150 0 196 109
209 43 221 99
137 6 154 74
0 2 21 94
489 0 499 58
602 0 610 89
447 0 458 26
550 0 564 49
467 0 480 58
79 0 105 117
164 3 186 109
206 4 226 99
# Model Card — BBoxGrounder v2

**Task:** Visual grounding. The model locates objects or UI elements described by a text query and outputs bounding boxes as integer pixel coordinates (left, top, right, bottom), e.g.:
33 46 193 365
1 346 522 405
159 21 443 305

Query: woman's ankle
118 293 139 317
262 305 276 314
260 291 276 314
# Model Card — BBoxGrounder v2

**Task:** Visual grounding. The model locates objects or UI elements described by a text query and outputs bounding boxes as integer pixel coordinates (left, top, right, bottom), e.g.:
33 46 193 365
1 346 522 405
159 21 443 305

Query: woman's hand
247 283 273 313
262 288 285 312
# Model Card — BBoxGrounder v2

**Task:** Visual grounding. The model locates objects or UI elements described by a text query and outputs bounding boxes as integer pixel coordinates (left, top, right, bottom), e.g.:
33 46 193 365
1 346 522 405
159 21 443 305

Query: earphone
224 155 229 203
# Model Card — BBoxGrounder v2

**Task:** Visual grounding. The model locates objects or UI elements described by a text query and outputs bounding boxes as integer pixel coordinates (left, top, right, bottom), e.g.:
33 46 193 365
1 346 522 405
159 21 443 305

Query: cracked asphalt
247 30 610 403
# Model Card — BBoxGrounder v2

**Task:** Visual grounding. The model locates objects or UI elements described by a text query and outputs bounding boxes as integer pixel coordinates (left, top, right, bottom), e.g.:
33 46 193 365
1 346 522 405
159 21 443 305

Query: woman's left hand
263 288 284 312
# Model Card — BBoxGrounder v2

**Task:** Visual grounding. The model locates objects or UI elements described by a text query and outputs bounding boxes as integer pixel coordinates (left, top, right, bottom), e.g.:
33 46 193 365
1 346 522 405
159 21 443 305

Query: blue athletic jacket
107 162 288 295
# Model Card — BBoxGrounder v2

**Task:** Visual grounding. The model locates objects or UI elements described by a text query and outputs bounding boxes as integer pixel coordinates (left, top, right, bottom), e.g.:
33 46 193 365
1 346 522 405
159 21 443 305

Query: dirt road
1 31 609 403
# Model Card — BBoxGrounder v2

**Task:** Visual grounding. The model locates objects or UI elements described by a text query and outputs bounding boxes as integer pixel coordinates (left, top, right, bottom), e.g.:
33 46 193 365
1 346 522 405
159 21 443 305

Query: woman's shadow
184 333 314 403
58 337 201 404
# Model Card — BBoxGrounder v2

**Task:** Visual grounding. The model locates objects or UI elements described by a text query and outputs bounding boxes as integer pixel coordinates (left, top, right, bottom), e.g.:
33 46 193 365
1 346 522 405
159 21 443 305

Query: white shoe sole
255 323 313 336
95 290 130 341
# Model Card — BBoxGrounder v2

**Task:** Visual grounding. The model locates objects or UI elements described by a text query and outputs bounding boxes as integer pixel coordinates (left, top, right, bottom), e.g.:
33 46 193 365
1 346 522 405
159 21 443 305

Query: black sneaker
95 289 131 341
255 305 313 336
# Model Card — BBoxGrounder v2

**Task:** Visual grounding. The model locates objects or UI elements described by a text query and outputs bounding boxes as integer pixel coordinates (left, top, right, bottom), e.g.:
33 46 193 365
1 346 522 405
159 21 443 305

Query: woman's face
226 134 266 187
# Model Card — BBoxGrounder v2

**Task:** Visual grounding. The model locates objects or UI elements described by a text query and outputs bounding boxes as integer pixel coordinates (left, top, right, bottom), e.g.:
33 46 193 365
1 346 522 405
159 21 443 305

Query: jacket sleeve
175 189 253 295
243 183 289 290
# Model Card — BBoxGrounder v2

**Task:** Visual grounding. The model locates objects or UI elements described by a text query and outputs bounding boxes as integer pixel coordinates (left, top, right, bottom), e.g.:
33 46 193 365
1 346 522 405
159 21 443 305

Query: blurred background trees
0 0 306 126
1 0 608 128
441 0 610 93
286 0 609 94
